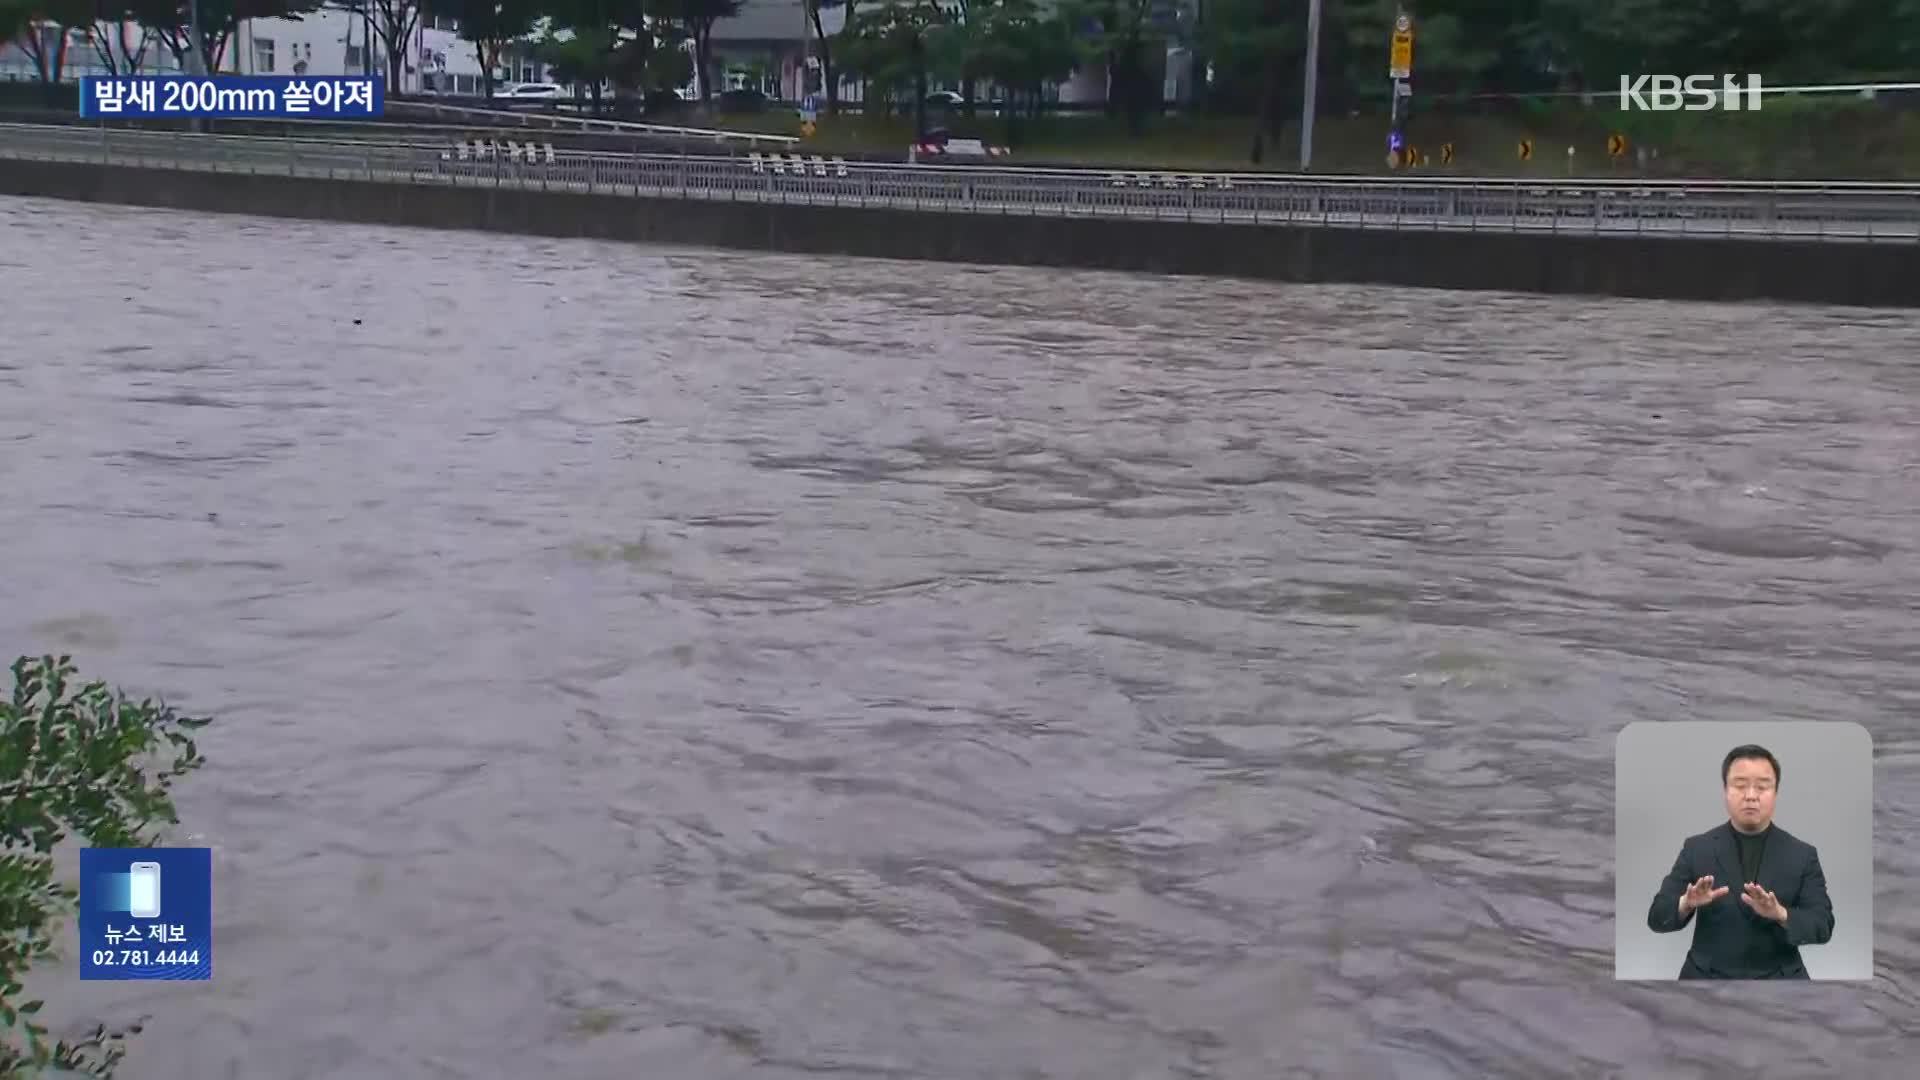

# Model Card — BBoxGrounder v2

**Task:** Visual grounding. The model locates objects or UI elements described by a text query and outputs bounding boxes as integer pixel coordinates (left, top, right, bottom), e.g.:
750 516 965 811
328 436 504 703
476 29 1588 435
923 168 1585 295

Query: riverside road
3 195 1918 1078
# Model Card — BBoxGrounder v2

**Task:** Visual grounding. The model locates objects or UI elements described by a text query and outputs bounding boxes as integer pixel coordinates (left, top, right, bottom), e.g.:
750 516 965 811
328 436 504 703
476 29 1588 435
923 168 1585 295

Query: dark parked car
717 88 769 114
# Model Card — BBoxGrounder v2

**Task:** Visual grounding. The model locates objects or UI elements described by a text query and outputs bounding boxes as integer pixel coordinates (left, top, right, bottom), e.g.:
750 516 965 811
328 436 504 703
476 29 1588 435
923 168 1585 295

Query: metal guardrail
384 100 801 144
3 123 1917 242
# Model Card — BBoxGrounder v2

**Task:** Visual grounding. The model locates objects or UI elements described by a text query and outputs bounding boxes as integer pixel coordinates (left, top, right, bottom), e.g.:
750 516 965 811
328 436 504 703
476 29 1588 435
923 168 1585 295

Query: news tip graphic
79 847 212 981
78 75 384 120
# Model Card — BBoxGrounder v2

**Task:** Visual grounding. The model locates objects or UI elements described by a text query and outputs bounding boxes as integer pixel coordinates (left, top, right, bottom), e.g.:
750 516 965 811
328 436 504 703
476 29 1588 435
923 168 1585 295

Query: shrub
1 656 210 1077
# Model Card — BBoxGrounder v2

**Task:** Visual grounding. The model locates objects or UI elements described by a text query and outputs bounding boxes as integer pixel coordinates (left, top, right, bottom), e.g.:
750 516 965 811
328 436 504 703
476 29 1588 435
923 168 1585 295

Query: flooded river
2 195 1917 1078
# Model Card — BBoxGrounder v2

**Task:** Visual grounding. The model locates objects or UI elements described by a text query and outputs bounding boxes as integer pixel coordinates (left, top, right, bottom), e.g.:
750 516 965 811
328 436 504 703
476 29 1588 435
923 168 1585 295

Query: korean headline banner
78 76 384 119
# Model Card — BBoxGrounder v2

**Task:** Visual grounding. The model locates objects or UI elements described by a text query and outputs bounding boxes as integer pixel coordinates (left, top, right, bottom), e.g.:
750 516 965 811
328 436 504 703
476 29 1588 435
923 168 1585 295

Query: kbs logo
1619 74 1764 111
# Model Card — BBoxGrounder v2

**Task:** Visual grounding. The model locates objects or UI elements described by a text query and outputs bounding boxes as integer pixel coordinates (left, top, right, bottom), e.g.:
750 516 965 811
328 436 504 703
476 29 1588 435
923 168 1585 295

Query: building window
346 45 364 71
254 38 275 74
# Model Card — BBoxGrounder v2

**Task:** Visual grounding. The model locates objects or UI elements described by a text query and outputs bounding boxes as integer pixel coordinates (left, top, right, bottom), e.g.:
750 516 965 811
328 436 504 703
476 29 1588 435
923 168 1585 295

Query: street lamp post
186 0 205 75
187 0 207 132
1300 0 1322 170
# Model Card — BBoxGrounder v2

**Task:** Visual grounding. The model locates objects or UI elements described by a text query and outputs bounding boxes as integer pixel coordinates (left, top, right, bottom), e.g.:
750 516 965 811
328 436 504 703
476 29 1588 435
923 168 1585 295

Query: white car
498 83 568 107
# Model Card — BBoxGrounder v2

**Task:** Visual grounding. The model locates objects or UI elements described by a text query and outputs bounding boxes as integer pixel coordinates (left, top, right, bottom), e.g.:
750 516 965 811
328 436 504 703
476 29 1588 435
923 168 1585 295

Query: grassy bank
703 96 1920 180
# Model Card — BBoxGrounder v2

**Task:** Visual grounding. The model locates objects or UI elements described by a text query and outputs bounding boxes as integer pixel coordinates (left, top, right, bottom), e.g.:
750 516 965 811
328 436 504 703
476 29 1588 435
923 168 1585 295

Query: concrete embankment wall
4 159 1915 307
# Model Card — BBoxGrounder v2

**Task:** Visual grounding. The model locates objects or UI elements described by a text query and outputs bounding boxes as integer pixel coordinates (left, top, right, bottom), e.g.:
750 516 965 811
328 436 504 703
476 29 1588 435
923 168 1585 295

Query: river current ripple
2 196 1917 1078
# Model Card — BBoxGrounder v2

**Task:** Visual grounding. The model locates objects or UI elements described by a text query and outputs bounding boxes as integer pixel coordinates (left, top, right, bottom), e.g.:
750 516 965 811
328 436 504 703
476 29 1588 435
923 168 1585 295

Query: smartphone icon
128 862 162 920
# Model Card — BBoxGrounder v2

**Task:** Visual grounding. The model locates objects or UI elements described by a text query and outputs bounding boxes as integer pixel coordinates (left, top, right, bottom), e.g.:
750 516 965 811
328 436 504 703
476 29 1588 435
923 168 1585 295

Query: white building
0 6 550 92
228 7 550 93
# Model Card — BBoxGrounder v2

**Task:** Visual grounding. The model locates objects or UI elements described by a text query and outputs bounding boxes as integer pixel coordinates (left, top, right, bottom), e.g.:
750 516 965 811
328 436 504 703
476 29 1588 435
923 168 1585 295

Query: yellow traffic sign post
1518 138 1533 162
1440 142 1453 165
1386 10 1415 168
1390 25 1413 80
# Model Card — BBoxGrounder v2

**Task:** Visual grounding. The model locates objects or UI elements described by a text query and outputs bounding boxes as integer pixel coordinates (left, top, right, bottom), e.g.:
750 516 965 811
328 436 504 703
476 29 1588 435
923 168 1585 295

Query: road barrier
3 123 1916 241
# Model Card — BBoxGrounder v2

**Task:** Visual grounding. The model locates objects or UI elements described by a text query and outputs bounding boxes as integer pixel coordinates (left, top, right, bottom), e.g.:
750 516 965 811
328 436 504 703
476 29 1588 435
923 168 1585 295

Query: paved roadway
4 125 1917 241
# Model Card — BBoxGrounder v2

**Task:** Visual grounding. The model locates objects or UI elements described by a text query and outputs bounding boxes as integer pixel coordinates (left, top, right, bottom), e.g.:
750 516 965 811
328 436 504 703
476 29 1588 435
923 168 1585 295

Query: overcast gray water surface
2 196 1918 1079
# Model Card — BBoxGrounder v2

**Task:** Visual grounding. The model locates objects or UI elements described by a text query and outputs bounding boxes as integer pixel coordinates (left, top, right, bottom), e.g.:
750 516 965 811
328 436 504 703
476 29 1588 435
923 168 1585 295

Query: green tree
1197 0 1296 160
0 0 91 83
0 656 211 1077
840 0 950 133
86 1 159 74
441 0 540 97
536 0 653 112
676 0 744 103
804 0 848 114
127 0 324 74
337 0 426 93
1061 0 1167 134
960 0 1080 136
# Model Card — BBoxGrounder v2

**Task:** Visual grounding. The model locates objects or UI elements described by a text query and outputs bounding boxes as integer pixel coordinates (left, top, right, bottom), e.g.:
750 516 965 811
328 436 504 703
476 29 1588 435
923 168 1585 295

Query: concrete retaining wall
4 158 1916 307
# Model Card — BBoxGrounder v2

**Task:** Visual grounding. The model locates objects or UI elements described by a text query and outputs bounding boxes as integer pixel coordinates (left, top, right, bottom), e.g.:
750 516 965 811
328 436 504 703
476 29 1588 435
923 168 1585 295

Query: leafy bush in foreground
1 656 210 1077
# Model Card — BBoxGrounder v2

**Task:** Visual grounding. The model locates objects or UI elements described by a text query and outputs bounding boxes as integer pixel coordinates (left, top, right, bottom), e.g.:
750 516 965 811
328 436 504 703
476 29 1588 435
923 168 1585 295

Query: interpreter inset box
1614 722 1872 981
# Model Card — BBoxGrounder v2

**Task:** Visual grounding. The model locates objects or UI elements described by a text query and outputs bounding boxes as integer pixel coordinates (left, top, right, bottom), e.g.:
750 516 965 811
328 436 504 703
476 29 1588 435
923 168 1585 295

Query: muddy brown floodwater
2 195 1918 1079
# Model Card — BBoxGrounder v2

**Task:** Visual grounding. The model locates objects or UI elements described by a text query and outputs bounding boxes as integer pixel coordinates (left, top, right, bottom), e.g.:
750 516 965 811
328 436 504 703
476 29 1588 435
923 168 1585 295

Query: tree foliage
7 0 1907 108
4 0 1914 140
677 0 742 101
534 0 654 107
119 0 322 75
0 0 90 82
336 0 425 93
439 0 539 97
0 656 211 1078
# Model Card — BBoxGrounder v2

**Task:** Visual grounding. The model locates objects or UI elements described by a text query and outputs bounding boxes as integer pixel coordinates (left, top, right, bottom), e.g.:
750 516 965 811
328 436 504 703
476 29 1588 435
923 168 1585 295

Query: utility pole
1299 0 1322 170
186 0 204 75
187 0 206 133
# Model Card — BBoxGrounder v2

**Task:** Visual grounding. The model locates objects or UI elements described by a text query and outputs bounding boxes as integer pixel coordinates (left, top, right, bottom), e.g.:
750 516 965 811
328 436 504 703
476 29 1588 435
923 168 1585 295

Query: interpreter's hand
1742 882 1790 924
1679 875 1729 916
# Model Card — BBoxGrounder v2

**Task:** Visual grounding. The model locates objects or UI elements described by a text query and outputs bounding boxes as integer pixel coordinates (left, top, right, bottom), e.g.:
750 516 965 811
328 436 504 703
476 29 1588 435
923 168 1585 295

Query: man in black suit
1646 744 1836 978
